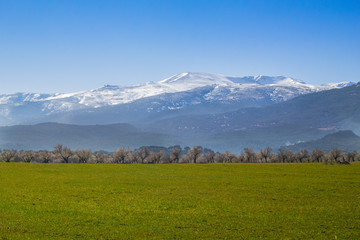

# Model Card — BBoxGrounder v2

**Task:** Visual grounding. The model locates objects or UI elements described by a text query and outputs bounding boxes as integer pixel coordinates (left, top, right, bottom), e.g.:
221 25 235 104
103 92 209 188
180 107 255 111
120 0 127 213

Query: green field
0 163 359 239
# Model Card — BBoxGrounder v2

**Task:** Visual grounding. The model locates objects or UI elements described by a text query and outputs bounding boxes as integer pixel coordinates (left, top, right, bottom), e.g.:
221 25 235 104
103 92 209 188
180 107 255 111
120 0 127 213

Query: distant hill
0 122 332 154
283 130 360 152
0 123 180 151
194 125 333 153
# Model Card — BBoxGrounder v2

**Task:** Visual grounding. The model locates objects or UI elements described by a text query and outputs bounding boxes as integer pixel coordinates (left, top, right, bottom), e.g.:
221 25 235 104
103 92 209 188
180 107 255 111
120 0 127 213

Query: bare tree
277 149 293 163
355 152 360 162
134 147 150 164
0 150 17 162
54 144 73 163
277 149 287 163
170 148 181 163
76 149 92 163
38 151 53 163
205 152 215 163
296 148 309 163
94 152 106 163
327 148 349 164
259 147 272 163
310 149 325 163
223 151 236 163
157 150 165 164
18 150 35 163
161 154 171 163
147 151 164 164
347 151 357 163
237 154 245 163
179 154 190 163
113 147 129 164
243 148 256 163
187 146 202 163
214 153 224 163
285 149 294 163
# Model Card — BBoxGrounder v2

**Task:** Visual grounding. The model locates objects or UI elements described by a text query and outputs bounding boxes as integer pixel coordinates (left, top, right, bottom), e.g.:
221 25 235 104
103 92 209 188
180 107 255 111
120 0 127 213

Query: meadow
0 163 359 239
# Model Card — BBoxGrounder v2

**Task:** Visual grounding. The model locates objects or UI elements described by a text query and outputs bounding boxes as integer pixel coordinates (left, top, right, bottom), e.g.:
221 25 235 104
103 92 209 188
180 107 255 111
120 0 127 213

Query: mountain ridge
145 82 360 136
0 72 355 126
1 83 360 153
283 130 360 152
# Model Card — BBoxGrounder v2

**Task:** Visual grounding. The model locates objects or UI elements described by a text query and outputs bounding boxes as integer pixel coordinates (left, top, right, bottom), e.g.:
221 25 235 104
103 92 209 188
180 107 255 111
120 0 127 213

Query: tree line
0 144 359 164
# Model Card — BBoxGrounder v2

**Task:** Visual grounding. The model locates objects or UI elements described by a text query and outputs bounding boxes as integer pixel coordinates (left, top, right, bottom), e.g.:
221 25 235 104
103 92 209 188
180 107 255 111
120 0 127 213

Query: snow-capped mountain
0 72 355 125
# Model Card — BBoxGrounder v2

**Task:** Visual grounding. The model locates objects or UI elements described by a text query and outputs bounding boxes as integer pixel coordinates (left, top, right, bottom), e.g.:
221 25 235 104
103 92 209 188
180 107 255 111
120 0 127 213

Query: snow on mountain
0 72 355 125
160 72 234 87
322 82 356 88
0 93 53 105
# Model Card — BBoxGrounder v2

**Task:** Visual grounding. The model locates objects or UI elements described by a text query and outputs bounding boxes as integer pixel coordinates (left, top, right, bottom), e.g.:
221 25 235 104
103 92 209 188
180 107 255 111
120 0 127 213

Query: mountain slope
0 72 353 125
146 83 360 136
0 123 180 151
284 130 360 152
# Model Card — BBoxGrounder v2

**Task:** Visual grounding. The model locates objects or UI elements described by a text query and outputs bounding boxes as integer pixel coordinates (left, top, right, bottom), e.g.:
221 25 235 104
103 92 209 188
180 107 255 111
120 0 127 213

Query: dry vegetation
1 144 359 164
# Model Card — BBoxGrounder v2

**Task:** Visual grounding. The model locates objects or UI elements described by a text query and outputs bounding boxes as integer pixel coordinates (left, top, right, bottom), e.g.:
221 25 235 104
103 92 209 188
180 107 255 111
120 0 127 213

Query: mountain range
0 72 358 153
0 72 353 126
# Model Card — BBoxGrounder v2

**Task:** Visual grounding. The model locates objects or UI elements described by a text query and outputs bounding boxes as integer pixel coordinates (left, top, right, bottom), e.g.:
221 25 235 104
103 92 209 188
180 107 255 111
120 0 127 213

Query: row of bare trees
0 144 359 164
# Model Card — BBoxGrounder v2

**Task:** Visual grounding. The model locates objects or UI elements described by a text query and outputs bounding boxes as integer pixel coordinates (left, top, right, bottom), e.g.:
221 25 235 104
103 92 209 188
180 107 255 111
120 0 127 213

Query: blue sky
0 0 359 93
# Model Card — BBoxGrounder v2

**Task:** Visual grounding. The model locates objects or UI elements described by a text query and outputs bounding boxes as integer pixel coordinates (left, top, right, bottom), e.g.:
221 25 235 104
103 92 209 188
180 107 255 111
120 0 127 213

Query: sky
0 0 359 93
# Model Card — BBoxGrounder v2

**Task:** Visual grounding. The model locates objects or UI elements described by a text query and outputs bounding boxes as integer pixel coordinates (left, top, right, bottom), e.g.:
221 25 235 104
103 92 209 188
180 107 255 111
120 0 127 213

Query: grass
0 163 359 239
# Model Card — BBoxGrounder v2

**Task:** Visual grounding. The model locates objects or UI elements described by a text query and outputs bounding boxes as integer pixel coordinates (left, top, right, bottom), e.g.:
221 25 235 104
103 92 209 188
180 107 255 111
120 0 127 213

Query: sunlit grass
0 163 359 239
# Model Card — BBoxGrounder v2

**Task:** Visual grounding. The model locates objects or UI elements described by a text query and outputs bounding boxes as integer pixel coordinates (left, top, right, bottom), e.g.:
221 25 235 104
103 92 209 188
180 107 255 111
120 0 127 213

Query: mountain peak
159 72 230 85
322 82 356 88
98 85 120 91
159 72 306 86
254 75 305 85
223 75 305 85
158 72 233 91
